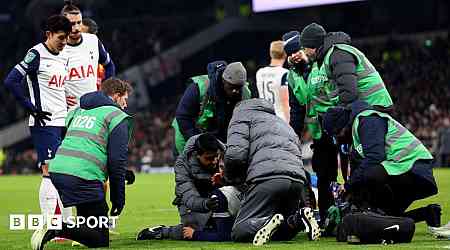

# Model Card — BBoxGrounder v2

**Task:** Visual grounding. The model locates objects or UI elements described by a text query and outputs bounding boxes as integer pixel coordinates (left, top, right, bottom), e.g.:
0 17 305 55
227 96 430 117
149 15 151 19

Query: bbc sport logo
9 214 118 230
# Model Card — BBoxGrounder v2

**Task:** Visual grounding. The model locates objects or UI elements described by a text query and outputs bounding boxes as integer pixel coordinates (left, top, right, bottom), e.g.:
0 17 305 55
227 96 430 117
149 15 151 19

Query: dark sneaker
253 214 284 246
136 225 164 240
426 204 441 227
299 207 321 241
31 228 56 250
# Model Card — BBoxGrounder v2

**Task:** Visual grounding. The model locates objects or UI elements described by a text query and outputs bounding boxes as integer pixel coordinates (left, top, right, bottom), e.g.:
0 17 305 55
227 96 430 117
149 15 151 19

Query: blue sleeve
175 83 201 140
98 40 115 79
107 120 129 207
288 84 306 137
4 49 40 111
358 115 387 170
281 72 288 86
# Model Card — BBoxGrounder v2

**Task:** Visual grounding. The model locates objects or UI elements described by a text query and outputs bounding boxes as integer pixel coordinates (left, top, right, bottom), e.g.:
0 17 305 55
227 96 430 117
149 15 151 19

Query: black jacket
317 32 359 106
175 61 239 143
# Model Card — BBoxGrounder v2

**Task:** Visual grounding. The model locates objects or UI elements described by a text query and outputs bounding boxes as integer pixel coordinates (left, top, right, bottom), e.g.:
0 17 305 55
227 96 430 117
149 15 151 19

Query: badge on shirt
24 51 36 64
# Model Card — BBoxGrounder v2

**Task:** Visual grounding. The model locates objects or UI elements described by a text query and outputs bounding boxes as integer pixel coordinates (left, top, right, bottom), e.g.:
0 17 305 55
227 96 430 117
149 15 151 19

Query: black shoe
31 228 56 250
136 225 164 240
426 204 441 227
289 207 321 240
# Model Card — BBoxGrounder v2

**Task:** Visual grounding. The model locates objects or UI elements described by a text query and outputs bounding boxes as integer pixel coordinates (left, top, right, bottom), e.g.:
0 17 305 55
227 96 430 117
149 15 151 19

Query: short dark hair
82 17 98 34
61 0 81 15
101 78 133 96
196 133 221 155
45 15 72 34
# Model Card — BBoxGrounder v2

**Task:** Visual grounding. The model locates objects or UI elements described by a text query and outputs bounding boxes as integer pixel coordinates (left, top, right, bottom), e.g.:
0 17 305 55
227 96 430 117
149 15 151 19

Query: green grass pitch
1 169 449 249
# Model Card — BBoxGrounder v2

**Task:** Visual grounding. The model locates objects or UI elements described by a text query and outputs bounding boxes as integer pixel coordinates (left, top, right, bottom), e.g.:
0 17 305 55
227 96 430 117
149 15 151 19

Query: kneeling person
31 78 133 250
323 100 440 226
224 99 320 246
137 133 241 241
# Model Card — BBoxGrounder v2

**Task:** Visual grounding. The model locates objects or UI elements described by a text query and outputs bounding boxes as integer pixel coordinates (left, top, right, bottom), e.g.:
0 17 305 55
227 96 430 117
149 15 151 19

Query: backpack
337 211 415 244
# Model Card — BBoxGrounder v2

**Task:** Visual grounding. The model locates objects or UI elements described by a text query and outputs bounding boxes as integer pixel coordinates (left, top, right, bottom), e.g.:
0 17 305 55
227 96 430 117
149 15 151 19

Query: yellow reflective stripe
310 95 329 107
304 116 318 124
385 121 407 146
358 83 385 98
99 110 123 137
65 130 107 147
393 140 421 162
357 60 376 80
57 148 106 172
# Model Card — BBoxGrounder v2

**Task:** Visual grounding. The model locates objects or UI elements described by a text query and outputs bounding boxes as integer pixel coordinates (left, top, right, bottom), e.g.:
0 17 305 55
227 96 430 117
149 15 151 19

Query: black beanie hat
282 30 301 55
300 23 326 49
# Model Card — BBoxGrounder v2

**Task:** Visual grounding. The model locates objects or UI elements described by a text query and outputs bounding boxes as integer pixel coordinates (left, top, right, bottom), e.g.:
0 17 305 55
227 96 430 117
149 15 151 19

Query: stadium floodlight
252 0 365 13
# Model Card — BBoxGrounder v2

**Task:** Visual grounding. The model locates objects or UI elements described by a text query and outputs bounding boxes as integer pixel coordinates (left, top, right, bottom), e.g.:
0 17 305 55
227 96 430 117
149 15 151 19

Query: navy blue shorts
30 126 64 167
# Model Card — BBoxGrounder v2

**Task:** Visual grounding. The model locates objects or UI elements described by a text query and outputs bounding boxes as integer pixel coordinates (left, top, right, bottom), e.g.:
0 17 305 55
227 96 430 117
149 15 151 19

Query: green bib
288 63 338 139
172 75 251 154
49 106 131 182
288 44 393 139
352 110 433 175
324 44 393 108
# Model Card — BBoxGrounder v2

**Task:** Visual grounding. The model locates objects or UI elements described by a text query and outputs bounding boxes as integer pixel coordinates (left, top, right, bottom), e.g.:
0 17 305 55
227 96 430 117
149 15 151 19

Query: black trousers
351 160 438 218
58 200 109 248
312 134 338 222
231 178 304 242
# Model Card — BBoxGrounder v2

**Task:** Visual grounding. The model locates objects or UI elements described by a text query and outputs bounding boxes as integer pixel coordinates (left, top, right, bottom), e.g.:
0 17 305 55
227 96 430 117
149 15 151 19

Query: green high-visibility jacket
172 75 251 154
49 105 132 182
352 110 433 175
289 43 393 139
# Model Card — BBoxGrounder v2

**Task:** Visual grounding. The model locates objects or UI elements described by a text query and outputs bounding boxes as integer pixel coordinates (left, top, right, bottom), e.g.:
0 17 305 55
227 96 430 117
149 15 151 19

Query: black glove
205 195 220 211
30 110 52 126
125 170 135 185
110 204 124 216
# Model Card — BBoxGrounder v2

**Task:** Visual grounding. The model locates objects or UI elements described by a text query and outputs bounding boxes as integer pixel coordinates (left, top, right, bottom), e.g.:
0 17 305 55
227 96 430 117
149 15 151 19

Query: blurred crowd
128 98 178 171
373 38 450 152
100 15 212 72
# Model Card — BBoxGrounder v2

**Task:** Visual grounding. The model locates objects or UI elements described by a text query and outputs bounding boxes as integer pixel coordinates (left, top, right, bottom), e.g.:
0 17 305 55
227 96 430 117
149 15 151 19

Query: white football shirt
256 66 289 122
63 33 112 109
15 43 69 126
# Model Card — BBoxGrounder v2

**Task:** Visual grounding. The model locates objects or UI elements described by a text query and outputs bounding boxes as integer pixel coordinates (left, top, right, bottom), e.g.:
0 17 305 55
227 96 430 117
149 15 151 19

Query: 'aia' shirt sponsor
62 33 112 109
